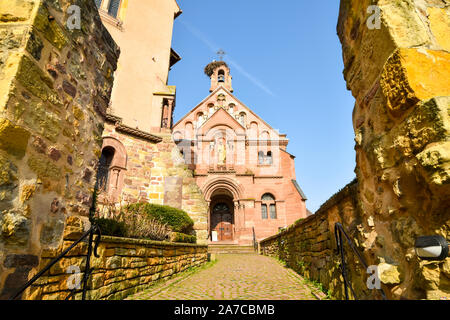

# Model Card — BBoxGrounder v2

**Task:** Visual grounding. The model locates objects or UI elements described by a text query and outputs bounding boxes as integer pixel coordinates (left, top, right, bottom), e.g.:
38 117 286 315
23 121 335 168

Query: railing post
252 227 258 253
334 222 387 300
9 224 101 300
81 228 94 300
335 224 349 300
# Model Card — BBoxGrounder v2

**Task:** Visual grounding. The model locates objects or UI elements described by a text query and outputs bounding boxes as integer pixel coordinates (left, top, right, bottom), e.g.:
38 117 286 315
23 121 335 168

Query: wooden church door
212 203 233 241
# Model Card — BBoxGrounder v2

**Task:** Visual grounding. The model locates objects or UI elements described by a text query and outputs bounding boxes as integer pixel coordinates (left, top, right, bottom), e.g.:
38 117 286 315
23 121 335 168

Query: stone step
208 245 256 254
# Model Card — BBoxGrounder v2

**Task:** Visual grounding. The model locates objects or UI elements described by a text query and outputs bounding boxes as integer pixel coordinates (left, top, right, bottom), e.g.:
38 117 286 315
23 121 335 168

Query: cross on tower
217 49 226 61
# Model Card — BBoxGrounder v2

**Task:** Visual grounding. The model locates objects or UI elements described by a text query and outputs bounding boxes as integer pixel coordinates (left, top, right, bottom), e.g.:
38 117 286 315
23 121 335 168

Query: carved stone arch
101 136 127 169
249 121 259 139
204 125 238 142
202 177 244 202
260 130 270 140
173 130 183 141
258 188 280 201
98 137 128 204
184 121 194 140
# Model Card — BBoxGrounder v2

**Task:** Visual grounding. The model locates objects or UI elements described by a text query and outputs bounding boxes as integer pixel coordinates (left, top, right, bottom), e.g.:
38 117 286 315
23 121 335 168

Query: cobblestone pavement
127 254 319 300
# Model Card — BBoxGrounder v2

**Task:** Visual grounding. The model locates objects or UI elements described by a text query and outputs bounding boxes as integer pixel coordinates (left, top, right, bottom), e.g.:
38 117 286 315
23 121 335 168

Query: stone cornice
207 170 237 174
100 235 208 248
105 113 163 143
254 176 283 179
99 9 124 31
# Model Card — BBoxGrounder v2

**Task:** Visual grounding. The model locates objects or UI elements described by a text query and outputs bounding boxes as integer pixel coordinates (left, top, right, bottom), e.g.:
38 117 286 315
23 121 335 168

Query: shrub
170 232 197 244
93 218 126 237
115 209 171 241
124 203 194 234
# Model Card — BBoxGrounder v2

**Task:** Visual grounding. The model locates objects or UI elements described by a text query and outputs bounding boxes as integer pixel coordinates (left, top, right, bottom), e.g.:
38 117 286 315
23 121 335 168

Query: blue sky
170 1 356 212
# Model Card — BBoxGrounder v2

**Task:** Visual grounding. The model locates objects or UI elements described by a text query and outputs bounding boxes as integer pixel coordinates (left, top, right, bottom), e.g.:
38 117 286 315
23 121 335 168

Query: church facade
173 62 309 245
92 0 308 245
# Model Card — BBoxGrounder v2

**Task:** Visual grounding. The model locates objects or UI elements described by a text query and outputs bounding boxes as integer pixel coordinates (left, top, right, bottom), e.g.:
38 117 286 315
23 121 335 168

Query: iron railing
334 222 387 300
10 224 101 300
252 227 258 252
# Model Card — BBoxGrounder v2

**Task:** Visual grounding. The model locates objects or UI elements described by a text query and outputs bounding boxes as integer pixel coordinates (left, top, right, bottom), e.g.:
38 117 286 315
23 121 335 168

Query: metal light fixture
415 235 449 261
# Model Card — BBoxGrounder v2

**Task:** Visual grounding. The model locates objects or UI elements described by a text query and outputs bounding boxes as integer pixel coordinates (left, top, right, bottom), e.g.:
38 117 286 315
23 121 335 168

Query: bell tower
204 60 233 93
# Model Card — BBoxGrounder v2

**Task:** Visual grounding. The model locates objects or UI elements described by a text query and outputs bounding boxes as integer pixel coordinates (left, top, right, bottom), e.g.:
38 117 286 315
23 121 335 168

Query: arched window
261 193 277 219
208 103 215 116
239 112 246 126
96 147 115 191
218 69 225 82
184 122 193 140
228 103 235 115
196 112 205 127
262 193 275 201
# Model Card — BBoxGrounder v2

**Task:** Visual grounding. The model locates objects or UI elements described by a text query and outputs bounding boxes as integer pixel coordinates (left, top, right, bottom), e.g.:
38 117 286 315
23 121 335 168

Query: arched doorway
210 189 234 242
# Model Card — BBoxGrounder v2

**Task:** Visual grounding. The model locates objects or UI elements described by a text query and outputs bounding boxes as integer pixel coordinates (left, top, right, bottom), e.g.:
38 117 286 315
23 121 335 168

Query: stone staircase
208 244 256 254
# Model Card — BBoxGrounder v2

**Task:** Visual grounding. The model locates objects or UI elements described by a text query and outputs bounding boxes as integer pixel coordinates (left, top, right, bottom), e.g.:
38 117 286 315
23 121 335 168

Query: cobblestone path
127 254 319 300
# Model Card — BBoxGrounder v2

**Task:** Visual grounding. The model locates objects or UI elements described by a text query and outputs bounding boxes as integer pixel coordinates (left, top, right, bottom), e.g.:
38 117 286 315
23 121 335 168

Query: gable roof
197 106 246 133
174 86 286 139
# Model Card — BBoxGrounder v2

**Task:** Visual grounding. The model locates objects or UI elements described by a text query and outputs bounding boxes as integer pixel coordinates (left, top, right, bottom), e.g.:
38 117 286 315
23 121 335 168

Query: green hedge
124 203 194 234
93 218 126 237
171 232 197 244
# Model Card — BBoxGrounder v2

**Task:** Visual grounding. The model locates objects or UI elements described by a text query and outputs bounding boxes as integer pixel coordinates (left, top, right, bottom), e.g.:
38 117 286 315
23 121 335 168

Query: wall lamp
415 235 449 261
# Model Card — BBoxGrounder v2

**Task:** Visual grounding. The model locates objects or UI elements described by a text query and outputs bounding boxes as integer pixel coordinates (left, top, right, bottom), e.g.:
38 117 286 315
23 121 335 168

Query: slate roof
292 179 307 200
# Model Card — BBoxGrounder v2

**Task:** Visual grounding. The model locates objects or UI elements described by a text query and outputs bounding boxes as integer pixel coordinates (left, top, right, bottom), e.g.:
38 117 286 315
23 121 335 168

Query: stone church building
92 0 308 245
173 62 309 244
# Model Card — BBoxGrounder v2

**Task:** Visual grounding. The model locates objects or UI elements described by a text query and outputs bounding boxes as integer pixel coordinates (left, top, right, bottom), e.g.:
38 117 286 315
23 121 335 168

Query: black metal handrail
334 222 387 300
252 227 258 252
10 224 101 300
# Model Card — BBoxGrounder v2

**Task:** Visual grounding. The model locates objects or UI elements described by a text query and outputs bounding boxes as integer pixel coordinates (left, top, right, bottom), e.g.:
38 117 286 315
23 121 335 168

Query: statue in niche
217 138 226 165
217 94 226 107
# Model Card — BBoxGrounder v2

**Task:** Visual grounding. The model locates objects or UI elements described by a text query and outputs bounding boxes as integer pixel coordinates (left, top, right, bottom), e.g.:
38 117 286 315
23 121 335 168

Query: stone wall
261 1 450 300
0 0 119 299
336 0 450 299
25 217 208 300
259 180 380 300
101 123 209 244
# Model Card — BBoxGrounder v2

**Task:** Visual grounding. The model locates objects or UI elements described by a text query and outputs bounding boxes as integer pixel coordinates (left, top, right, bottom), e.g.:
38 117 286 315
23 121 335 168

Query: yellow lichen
0 118 30 158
